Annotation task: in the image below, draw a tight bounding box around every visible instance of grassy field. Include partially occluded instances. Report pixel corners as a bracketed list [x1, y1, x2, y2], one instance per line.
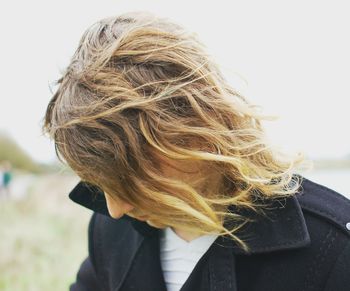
[0, 173, 92, 291]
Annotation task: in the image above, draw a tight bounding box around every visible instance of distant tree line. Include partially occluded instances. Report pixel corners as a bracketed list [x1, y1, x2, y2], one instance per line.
[0, 132, 61, 173]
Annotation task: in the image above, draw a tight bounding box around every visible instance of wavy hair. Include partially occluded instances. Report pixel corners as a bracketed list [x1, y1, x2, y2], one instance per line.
[43, 11, 310, 253]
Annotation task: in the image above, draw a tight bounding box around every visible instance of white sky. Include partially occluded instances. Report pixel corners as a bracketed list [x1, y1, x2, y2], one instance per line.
[0, 1, 349, 164]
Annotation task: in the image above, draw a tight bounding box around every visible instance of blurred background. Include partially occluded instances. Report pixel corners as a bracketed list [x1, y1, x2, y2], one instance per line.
[0, 1, 349, 290]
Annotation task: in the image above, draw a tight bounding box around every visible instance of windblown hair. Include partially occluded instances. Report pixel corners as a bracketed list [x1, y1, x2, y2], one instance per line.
[43, 11, 310, 253]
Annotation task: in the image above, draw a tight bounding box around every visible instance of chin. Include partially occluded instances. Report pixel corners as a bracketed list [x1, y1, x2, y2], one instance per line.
[146, 220, 167, 229]
[135, 216, 148, 221]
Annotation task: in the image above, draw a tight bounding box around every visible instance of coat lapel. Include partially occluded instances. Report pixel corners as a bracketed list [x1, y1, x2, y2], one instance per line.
[117, 231, 167, 291]
[223, 192, 311, 255]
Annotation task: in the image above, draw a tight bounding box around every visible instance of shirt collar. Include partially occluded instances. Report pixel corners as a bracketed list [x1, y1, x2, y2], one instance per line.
[68, 179, 311, 254]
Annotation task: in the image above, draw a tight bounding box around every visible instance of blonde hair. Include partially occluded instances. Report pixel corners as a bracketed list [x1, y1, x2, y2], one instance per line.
[43, 11, 309, 253]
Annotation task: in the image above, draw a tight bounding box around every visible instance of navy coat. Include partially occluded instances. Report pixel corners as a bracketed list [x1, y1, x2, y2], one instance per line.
[68, 174, 350, 291]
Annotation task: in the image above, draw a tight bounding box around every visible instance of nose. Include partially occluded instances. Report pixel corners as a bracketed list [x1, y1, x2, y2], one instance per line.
[104, 193, 135, 219]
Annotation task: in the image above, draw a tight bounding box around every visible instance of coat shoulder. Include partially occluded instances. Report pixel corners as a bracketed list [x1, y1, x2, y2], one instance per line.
[296, 174, 350, 238]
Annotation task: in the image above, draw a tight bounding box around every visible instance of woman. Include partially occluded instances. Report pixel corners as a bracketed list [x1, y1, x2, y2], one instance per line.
[43, 11, 350, 291]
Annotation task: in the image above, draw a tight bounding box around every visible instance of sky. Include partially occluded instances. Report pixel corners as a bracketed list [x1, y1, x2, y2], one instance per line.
[0, 1, 349, 164]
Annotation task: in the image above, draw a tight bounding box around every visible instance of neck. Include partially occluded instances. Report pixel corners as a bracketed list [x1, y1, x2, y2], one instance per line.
[171, 227, 202, 242]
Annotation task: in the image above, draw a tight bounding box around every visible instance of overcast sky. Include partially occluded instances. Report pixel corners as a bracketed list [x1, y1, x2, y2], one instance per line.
[0, 1, 349, 164]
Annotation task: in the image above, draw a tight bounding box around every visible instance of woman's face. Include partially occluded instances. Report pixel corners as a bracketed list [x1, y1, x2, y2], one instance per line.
[104, 158, 202, 223]
[104, 149, 222, 225]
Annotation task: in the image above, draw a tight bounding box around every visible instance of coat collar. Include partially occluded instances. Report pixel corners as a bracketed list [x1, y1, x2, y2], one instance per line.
[68, 179, 311, 255]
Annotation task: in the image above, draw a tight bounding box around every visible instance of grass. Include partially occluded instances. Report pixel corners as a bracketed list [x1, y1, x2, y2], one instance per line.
[0, 173, 92, 291]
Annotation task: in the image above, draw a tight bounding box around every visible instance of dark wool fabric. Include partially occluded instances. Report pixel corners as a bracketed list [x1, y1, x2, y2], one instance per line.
[68, 174, 350, 291]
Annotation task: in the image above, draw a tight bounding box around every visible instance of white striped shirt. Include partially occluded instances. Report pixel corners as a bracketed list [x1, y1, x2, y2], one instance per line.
[159, 227, 218, 291]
